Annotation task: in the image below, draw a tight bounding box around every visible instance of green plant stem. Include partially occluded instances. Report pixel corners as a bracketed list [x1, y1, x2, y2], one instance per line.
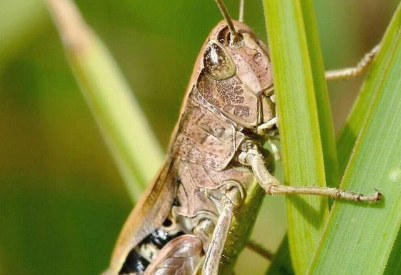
[46, 0, 163, 202]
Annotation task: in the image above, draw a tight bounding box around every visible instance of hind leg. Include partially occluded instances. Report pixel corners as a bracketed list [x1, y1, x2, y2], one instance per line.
[202, 182, 245, 275]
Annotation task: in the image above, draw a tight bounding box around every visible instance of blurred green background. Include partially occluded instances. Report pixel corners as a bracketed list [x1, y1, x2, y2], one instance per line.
[0, 0, 399, 274]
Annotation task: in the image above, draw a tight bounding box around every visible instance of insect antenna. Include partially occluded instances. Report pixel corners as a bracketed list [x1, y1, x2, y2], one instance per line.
[214, 0, 241, 43]
[239, 0, 245, 22]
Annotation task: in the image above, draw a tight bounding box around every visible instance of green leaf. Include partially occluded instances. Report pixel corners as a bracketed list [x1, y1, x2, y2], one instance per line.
[336, 3, 401, 174]
[308, 3, 401, 274]
[263, 0, 337, 274]
[299, 1, 339, 188]
[46, 0, 164, 202]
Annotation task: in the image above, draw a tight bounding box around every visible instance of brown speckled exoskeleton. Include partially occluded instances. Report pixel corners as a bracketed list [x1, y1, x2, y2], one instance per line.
[103, 1, 381, 275]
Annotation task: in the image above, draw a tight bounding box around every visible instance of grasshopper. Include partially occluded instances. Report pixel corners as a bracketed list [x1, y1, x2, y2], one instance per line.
[103, 1, 381, 274]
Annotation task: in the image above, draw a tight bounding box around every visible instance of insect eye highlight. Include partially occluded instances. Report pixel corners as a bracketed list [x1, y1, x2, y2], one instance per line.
[203, 43, 236, 80]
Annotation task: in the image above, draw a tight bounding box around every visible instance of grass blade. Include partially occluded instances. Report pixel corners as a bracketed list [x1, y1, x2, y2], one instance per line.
[336, 4, 401, 174]
[299, 1, 339, 188]
[263, 0, 336, 273]
[308, 4, 401, 274]
[46, 0, 163, 202]
[268, 5, 401, 274]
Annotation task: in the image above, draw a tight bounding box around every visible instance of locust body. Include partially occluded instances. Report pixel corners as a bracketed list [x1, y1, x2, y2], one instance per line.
[43, 0, 383, 274]
[103, 21, 276, 275]
[103, 5, 381, 275]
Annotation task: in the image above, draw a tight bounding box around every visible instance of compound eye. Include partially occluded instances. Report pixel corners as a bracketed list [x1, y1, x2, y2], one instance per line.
[203, 43, 236, 80]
